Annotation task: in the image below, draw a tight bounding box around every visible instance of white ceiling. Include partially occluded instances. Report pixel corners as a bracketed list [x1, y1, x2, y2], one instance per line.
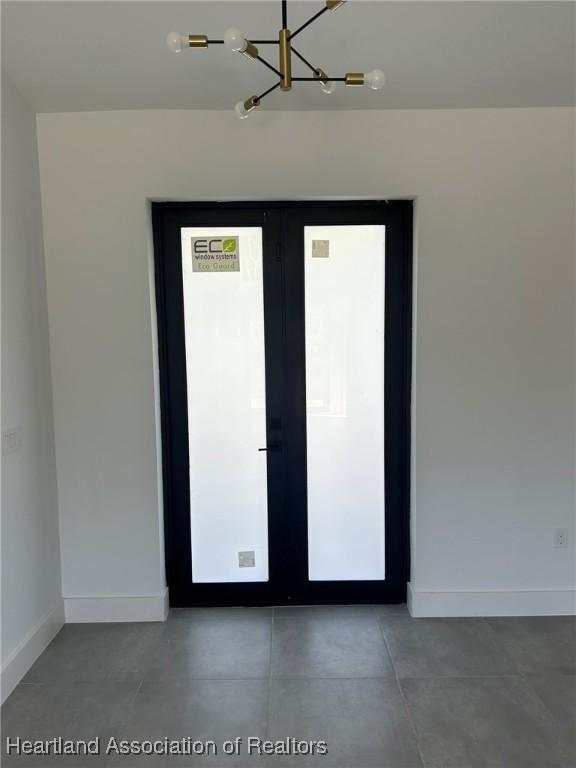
[2, 1, 575, 112]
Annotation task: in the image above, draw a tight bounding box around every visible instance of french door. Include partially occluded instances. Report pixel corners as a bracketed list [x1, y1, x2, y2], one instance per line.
[153, 201, 412, 606]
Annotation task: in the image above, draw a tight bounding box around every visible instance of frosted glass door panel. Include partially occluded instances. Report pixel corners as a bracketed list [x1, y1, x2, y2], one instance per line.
[305, 225, 385, 581]
[181, 227, 268, 583]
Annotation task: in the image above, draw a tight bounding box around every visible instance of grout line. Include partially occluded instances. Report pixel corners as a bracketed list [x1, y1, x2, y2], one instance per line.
[475, 615, 525, 676]
[377, 616, 426, 768]
[390, 673, 529, 680]
[272, 615, 385, 621]
[127, 678, 144, 707]
[13, 680, 149, 688]
[264, 615, 274, 739]
[266, 673, 397, 681]
[137, 627, 166, 687]
[134, 676, 271, 682]
[13, 671, 542, 686]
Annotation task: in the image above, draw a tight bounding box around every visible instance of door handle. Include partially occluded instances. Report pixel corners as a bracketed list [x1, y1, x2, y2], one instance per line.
[258, 441, 282, 453]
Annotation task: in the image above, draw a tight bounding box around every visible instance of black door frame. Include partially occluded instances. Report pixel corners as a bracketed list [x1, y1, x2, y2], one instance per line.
[152, 200, 413, 606]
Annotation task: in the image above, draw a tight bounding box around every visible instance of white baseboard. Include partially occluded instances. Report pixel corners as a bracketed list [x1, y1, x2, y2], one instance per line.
[1, 601, 65, 704]
[63, 588, 169, 623]
[408, 583, 576, 618]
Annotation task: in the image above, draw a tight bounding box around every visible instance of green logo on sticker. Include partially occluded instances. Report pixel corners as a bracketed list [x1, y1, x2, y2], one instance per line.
[222, 239, 236, 253]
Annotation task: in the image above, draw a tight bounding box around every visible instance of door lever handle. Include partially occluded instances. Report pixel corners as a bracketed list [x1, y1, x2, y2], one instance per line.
[258, 441, 282, 453]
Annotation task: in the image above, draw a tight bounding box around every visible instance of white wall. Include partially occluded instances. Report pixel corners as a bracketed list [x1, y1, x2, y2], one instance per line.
[36, 108, 576, 618]
[1, 72, 63, 701]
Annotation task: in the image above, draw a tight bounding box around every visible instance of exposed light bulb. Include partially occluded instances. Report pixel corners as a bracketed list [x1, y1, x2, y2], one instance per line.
[224, 27, 248, 53]
[166, 32, 188, 53]
[235, 101, 250, 119]
[316, 69, 337, 95]
[234, 96, 259, 119]
[365, 69, 386, 90]
[321, 80, 337, 95]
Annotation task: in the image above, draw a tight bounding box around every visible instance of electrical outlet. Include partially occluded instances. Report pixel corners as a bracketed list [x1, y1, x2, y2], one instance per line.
[2, 427, 21, 455]
[554, 528, 568, 548]
[238, 551, 255, 568]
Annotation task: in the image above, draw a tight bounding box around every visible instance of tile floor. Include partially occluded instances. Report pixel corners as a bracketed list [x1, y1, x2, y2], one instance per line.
[2, 606, 575, 767]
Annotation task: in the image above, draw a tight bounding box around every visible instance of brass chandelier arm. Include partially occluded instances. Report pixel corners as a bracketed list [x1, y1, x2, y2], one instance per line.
[257, 81, 283, 102]
[288, 6, 329, 41]
[204, 39, 280, 45]
[292, 76, 346, 82]
[291, 47, 321, 77]
[256, 55, 283, 78]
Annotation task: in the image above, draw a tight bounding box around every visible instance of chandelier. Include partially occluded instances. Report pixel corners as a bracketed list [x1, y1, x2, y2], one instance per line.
[166, 0, 385, 118]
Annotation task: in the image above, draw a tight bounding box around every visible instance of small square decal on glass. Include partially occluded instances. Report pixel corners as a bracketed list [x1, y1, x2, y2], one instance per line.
[238, 551, 256, 568]
[312, 240, 330, 258]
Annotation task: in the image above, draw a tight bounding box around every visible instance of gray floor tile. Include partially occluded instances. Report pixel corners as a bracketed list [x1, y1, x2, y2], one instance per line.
[267, 678, 423, 767]
[6, 611, 572, 768]
[271, 613, 394, 678]
[273, 605, 378, 620]
[170, 607, 273, 621]
[381, 617, 518, 678]
[486, 617, 576, 675]
[373, 603, 411, 619]
[1, 682, 138, 766]
[401, 676, 570, 768]
[106, 679, 268, 766]
[525, 674, 576, 760]
[22, 623, 164, 684]
[145, 611, 271, 680]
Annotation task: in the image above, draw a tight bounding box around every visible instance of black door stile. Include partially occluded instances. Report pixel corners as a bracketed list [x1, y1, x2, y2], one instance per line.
[153, 200, 412, 606]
